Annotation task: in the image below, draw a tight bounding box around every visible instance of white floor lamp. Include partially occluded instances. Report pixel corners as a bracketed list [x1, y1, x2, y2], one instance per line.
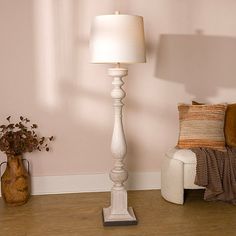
[90, 12, 146, 226]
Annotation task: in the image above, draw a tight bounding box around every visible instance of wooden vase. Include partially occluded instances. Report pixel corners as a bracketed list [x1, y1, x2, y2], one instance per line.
[1, 155, 30, 206]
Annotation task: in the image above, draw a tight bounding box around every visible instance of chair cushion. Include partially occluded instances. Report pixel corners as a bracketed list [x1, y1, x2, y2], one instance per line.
[166, 148, 196, 164]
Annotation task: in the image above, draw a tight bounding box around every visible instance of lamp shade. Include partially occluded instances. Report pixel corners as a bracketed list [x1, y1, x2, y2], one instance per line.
[90, 14, 146, 64]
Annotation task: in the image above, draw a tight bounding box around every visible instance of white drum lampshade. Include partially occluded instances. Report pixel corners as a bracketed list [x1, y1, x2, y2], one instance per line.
[90, 14, 146, 64]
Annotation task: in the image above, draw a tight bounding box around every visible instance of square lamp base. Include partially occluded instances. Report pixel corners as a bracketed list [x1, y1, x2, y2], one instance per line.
[102, 207, 138, 226]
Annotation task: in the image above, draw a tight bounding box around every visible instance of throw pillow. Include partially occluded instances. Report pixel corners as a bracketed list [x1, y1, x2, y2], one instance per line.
[192, 101, 236, 147]
[177, 103, 227, 151]
[224, 104, 236, 147]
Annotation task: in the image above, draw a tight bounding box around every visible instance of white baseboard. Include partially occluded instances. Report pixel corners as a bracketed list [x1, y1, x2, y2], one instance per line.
[30, 172, 161, 195]
[0, 172, 160, 196]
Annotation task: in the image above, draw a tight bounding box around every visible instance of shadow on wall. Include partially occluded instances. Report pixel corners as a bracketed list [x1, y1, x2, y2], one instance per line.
[30, 0, 116, 174]
[0, 0, 118, 175]
[155, 34, 236, 102]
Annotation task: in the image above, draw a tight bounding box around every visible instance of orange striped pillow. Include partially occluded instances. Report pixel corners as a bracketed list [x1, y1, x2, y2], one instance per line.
[177, 104, 227, 151]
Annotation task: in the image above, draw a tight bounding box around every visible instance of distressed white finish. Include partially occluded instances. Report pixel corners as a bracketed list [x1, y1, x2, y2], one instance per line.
[89, 12, 146, 224]
[102, 67, 137, 223]
[161, 148, 204, 204]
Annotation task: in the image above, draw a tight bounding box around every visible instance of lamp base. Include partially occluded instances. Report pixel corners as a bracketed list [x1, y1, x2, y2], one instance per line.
[102, 207, 138, 226]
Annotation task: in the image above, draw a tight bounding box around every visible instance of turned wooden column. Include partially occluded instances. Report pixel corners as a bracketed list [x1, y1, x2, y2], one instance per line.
[102, 67, 137, 226]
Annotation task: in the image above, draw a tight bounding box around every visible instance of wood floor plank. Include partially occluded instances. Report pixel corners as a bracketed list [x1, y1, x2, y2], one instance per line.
[0, 190, 236, 236]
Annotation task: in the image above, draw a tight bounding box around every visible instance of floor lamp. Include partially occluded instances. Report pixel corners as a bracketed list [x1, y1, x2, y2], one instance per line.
[90, 12, 146, 226]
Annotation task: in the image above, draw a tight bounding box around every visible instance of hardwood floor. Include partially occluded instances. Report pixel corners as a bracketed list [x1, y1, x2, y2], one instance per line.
[0, 190, 235, 236]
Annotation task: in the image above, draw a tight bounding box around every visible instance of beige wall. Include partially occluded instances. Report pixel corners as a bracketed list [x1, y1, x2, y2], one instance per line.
[0, 0, 236, 177]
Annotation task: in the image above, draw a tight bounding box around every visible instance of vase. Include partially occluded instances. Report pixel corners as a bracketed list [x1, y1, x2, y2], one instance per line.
[1, 155, 30, 206]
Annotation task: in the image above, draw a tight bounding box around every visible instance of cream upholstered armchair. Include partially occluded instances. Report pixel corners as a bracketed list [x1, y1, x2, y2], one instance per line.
[161, 148, 204, 204]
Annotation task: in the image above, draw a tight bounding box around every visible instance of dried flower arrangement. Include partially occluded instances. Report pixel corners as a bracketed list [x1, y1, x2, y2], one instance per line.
[0, 116, 53, 156]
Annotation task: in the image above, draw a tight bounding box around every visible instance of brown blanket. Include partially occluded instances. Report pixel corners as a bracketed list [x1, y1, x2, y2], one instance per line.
[191, 147, 236, 204]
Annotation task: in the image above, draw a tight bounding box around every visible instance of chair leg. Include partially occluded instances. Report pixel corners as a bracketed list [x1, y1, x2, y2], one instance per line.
[161, 156, 184, 204]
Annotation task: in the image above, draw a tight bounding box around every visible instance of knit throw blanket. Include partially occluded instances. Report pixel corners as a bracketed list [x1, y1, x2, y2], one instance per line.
[191, 147, 236, 204]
